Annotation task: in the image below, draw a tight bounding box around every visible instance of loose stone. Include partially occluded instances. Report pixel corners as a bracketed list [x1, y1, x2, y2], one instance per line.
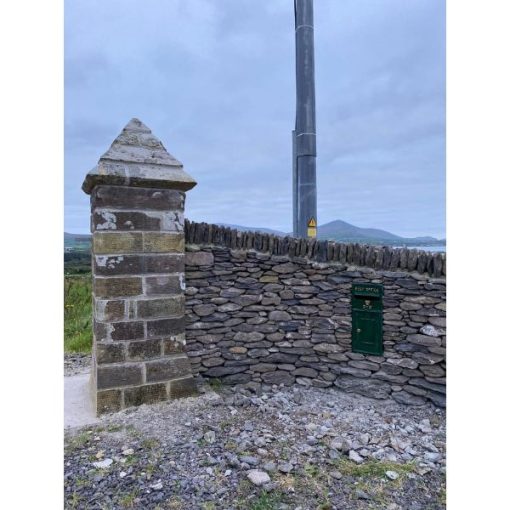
[247, 470, 271, 486]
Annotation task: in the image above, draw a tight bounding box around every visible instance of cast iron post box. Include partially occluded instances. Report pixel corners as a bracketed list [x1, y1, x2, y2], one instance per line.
[351, 283, 384, 356]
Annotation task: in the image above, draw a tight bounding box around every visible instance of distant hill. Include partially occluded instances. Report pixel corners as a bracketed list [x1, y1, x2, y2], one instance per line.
[315, 220, 444, 246]
[317, 220, 401, 242]
[64, 232, 91, 251]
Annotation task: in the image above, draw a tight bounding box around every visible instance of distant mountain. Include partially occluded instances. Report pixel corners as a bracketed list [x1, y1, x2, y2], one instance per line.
[317, 220, 401, 242]
[219, 220, 443, 246]
[65, 232, 91, 241]
[64, 232, 91, 251]
[315, 220, 443, 246]
[218, 224, 287, 236]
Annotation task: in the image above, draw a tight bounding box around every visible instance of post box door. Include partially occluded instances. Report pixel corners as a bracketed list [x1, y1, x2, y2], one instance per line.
[352, 311, 383, 355]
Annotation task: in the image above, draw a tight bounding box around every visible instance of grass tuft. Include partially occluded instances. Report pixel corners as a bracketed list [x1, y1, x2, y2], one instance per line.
[209, 378, 223, 391]
[247, 490, 286, 510]
[64, 275, 92, 353]
[335, 458, 416, 479]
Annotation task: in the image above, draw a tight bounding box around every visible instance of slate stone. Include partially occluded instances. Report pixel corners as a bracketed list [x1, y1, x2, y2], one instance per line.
[185, 251, 214, 266]
[261, 371, 295, 385]
[233, 331, 265, 342]
[392, 391, 427, 406]
[268, 310, 292, 321]
[372, 371, 408, 384]
[204, 366, 248, 377]
[408, 377, 446, 394]
[426, 391, 446, 407]
[334, 376, 391, 399]
[332, 366, 372, 378]
[292, 367, 318, 378]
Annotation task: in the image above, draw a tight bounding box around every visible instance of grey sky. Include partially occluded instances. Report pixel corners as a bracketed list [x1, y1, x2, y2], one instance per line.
[65, 0, 445, 238]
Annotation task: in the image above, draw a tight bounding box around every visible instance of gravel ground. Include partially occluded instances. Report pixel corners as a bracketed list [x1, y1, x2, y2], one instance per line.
[64, 382, 446, 509]
[65, 354, 92, 376]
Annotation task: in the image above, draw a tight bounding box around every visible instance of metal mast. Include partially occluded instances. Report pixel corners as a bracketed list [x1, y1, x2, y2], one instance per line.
[293, 0, 317, 238]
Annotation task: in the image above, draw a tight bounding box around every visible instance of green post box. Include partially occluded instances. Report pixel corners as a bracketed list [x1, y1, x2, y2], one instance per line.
[351, 283, 384, 356]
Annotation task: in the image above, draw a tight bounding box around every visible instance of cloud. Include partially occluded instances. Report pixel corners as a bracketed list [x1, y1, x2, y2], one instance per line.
[65, 0, 445, 238]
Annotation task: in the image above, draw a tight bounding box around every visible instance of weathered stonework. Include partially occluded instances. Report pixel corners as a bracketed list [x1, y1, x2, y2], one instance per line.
[83, 119, 198, 415]
[183, 221, 446, 408]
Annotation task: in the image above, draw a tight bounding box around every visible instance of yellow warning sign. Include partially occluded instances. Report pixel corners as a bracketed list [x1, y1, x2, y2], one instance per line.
[307, 218, 317, 238]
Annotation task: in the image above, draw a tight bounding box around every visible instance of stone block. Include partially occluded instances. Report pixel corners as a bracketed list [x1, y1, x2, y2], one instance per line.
[146, 356, 193, 382]
[94, 255, 143, 276]
[92, 186, 184, 211]
[143, 233, 184, 253]
[127, 339, 162, 360]
[147, 317, 186, 338]
[145, 254, 184, 273]
[145, 275, 183, 295]
[169, 377, 198, 398]
[93, 210, 161, 232]
[93, 320, 109, 342]
[110, 321, 145, 341]
[137, 296, 185, 319]
[94, 277, 142, 298]
[97, 363, 143, 389]
[96, 389, 122, 415]
[163, 338, 186, 354]
[93, 232, 143, 254]
[96, 342, 126, 364]
[124, 383, 168, 407]
[95, 299, 126, 321]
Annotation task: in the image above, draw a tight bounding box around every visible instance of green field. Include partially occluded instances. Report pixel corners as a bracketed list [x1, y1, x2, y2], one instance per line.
[64, 274, 93, 353]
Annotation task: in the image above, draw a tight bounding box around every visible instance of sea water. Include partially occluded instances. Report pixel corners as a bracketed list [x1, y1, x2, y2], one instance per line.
[404, 245, 446, 253]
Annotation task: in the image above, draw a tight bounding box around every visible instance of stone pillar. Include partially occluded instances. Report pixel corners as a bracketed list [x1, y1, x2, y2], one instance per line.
[82, 118, 198, 415]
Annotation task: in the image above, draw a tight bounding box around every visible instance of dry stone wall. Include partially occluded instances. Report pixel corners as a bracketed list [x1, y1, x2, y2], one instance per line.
[184, 221, 446, 407]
